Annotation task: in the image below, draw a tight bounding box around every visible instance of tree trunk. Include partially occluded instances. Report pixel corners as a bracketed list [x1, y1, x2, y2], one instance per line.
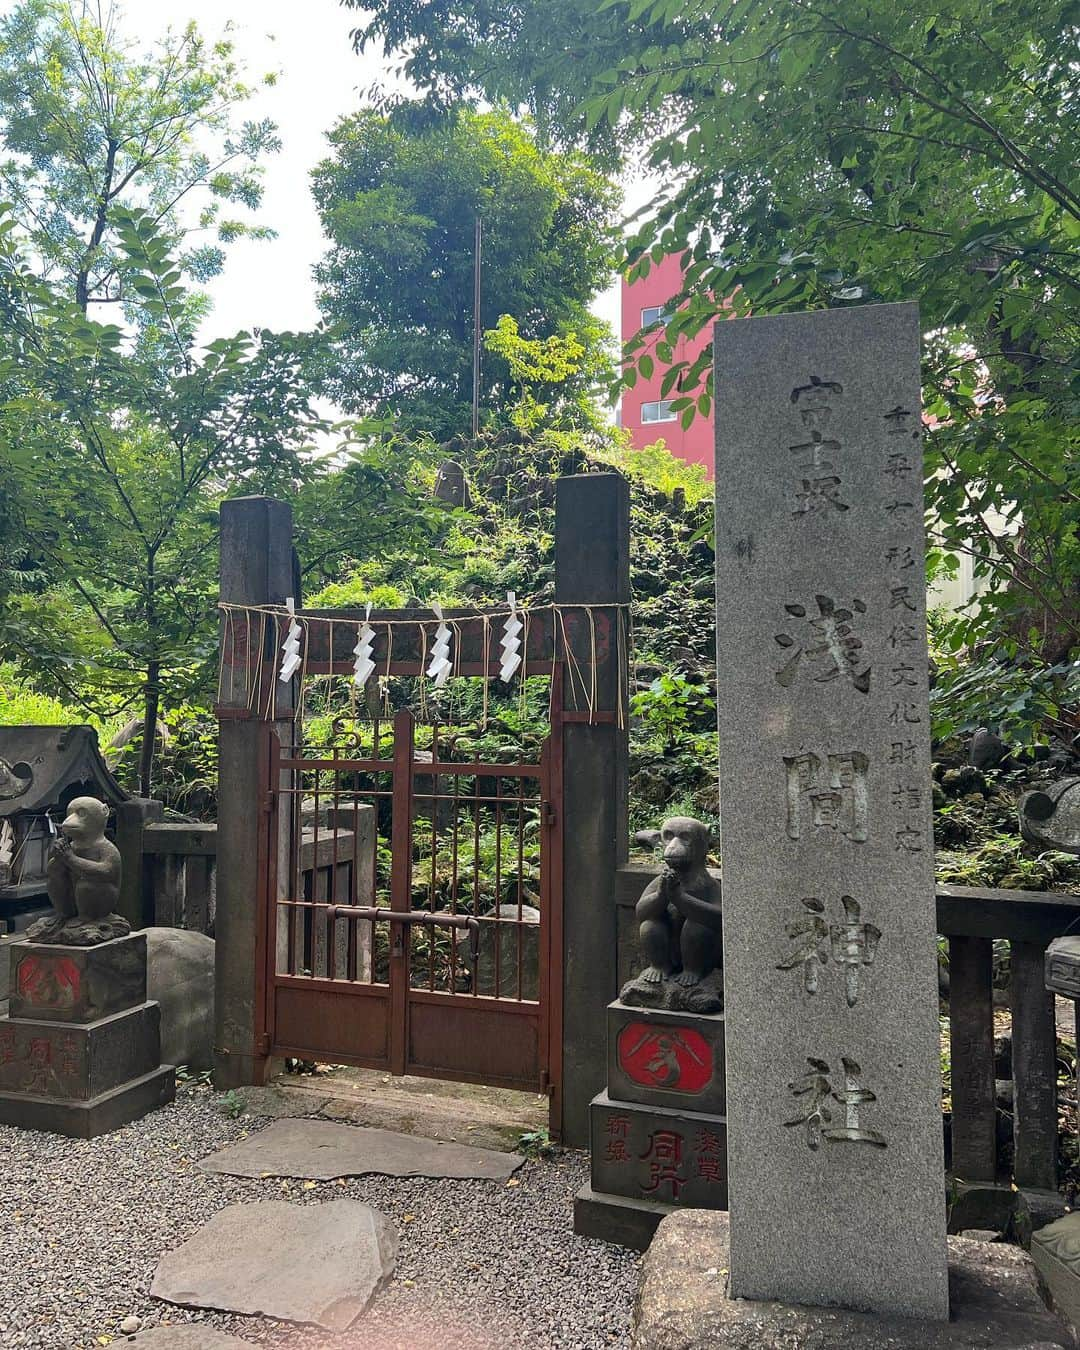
[139, 660, 160, 798]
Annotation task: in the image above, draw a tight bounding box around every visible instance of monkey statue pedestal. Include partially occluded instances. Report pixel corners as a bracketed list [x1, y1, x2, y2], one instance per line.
[574, 816, 727, 1251]
[0, 797, 174, 1137]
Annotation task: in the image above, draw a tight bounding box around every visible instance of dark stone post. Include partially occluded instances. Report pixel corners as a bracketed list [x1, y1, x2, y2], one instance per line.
[115, 797, 164, 927]
[215, 496, 294, 1089]
[554, 473, 630, 1146]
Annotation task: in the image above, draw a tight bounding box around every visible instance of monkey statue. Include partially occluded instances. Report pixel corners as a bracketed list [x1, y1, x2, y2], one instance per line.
[26, 797, 130, 946]
[620, 815, 723, 1013]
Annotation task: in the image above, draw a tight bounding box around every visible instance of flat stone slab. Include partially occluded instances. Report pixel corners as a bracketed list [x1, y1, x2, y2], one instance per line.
[198, 1117, 523, 1181]
[150, 1200, 396, 1332]
[634, 1210, 1075, 1349]
[127, 1329, 254, 1348]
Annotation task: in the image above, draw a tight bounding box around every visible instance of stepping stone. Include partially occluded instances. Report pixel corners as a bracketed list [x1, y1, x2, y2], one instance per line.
[127, 1330, 254, 1348]
[198, 1117, 523, 1181]
[151, 1200, 396, 1332]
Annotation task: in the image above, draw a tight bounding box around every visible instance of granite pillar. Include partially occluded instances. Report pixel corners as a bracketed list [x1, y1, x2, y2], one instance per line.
[713, 303, 948, 1318]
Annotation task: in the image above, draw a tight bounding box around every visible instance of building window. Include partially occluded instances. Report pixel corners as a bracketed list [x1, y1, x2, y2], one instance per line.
[640, 305, 671, 329]
[641, 399, 678, 423]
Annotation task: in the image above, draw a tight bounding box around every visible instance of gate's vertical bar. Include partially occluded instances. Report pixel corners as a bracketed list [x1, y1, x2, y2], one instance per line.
[389, 707, 415, 1075]
[258, 733, 281, 1054]
[554, 473, 630, 1146]
[542, 663, 566, 1137]
[216, 495, 295, 1089]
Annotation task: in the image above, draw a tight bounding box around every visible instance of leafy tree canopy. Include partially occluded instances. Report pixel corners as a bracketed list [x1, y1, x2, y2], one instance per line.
[0, 0, 280, 311]
[0, 203, 323, 793]
[311, 104, 620, 436]
[346, 0, 1080, 671]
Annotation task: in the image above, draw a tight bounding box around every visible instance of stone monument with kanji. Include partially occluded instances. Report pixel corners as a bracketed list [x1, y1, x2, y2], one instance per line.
[714, 302, 948, 1318]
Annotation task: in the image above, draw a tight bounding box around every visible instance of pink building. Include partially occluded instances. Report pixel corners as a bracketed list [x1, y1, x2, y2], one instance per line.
[619, 252, 715, 474]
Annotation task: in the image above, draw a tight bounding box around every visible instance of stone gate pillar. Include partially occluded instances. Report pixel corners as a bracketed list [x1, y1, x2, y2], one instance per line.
[215, 496, 294, 1089]
[555, 473, 631, 1146]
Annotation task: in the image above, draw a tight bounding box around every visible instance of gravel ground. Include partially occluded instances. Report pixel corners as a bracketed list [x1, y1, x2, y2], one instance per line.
[0, 1085, 639, 1350]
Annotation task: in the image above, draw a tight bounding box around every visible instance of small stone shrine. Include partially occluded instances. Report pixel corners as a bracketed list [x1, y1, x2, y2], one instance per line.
[0, 725, 128, 930]
[0, 796, 174, 1136]
[713, 303, 948, 1319]
[574, 816, 727, 1250]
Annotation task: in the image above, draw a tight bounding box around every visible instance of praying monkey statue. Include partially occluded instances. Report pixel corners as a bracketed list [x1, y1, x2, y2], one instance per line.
[26, 797, 130, 946]
[621, 815, 724, 1014]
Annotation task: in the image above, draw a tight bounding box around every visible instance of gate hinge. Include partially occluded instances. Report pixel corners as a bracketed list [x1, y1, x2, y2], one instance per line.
[542, 801, 557, 827]
[261, 789, 276, 814]
[539, 1069, 552, 1095]
[256, 1032, 271, 1056]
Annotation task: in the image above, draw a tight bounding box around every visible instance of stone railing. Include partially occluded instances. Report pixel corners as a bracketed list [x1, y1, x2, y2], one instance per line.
[615, 864, 1080, 1214]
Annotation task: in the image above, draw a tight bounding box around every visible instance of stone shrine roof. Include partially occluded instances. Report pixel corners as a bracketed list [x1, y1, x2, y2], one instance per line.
[0, 725, 128, 817]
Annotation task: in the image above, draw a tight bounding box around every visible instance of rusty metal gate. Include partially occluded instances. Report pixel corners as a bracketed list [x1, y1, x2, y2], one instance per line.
[255, 690, 564, 1119]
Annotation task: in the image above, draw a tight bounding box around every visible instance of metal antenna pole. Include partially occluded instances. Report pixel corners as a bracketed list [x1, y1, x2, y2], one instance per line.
[472, 214, 482, 439]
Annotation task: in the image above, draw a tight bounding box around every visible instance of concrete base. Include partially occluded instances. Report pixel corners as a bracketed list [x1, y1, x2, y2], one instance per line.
[0, 1064, 174, 1138]
[575, 1184, 677, 1251]
[633, 1210, 1077, 1350]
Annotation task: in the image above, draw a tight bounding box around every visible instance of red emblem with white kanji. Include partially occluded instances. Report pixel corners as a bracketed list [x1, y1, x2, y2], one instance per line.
[617, 1023, 712, 1094]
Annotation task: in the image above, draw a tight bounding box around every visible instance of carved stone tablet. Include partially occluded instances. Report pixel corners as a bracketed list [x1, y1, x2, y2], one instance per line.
[713, 303, 948, 1319]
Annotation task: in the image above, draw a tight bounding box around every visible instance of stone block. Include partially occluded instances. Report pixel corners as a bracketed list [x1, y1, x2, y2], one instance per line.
[590, 1090, 727, 1210]
[475, 903, 540, 1000]
[1015, 1186, 1069, 1249]
[946, 1179, 1017, 1235]
[606, 1001, 725, 1116]
[144, 927, 214, 1072]
[0, 1064, 174, 1138]
[574, 1183, 676, 1251]
[633, 1209, 1075, 1349]
[0, 1002, 162, 1100]
[198, 1117, 522, 1181]
[129, 1330, 252, 1349]
[1032, 1211, 1080, 1337]
[8, 933, 146, 1023]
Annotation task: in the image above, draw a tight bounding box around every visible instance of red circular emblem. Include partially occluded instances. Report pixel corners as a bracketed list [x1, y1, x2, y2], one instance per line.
[617, 1022, 713, 1094]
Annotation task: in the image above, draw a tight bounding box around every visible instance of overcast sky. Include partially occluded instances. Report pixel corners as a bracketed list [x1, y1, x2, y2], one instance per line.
[120, 0, 401, 341]
[0, 0, 628, 344]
